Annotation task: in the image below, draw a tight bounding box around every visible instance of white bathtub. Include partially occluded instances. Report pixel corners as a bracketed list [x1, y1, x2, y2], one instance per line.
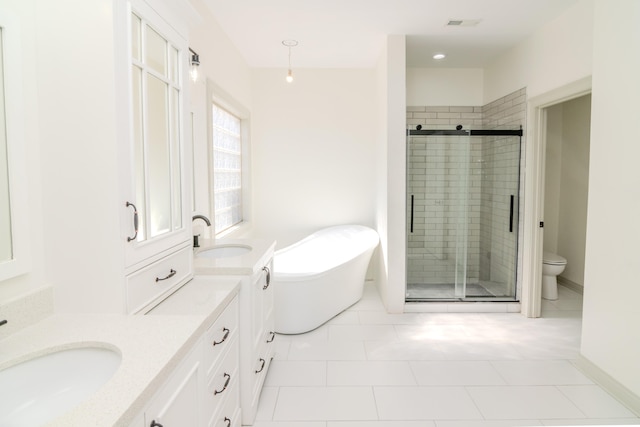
[273, 225, 379, 334]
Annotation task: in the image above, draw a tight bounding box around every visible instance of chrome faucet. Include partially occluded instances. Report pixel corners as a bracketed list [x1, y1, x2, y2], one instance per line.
[192, 215, 211, 248]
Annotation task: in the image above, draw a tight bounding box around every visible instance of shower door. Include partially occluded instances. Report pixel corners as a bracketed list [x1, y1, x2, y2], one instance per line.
[406, 128, 521, 301]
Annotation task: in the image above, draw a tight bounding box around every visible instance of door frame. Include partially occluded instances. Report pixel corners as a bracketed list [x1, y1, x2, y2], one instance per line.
[521, 76, 592, 317]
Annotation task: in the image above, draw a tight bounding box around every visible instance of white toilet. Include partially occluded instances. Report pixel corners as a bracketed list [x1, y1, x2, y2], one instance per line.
[542, 251, 567, 300]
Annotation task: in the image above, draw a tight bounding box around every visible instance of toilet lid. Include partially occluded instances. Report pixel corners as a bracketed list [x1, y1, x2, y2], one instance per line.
[543, 251, 567, 265]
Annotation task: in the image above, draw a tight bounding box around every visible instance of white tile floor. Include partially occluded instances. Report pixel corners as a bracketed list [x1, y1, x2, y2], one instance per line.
[255, 284, 640, 427]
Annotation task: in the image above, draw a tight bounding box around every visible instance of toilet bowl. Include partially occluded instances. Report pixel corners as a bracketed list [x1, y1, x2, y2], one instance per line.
[542, 251, 567, 300]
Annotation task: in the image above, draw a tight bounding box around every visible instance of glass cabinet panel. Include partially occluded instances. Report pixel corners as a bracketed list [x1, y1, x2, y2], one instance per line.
[129, 12, 184, 247]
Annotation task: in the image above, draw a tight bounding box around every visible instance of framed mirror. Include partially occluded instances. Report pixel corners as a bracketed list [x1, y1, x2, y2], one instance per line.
[0, 11, 30, 282]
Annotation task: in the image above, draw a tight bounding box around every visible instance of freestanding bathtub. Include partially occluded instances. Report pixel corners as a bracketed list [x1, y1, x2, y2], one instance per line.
[273, 224, 379, 334]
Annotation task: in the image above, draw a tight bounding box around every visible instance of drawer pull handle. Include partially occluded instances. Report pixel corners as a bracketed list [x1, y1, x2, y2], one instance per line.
[126, 202, 139, 242]
[214, 373, 231, 395]
[150, 421, 163, 427]
[255, 358, 266, 373]
[262, 266, 271, 289]
[213, 327, 230, 346]
[266, 331, 275, 343]
[155, 269, 176, 282]
[224, 417, 231, 427]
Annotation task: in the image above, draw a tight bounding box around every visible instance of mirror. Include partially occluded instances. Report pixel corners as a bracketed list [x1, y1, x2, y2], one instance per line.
[0, 14, 30, 282]
[0, 29, 13, 264]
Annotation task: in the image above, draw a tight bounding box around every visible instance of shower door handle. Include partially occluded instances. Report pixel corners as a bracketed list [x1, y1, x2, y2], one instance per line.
[410, 195, 414, 233]
[509, 195, 515, 233]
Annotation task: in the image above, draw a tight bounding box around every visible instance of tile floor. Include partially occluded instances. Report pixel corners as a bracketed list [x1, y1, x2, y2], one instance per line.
[254, 284, 640, 427]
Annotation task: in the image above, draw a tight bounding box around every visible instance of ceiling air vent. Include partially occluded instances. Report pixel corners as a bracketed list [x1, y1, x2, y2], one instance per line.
[446, 19, 481, 27]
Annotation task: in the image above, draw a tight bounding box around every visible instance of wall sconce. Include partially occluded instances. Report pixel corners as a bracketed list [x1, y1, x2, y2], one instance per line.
[282, 40, 298, 83]
[189, 47, 200, 83]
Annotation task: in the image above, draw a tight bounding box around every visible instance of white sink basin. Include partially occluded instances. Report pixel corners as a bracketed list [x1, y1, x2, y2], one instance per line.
[196, 244, 252, 259]
[0, 347, 121, 426]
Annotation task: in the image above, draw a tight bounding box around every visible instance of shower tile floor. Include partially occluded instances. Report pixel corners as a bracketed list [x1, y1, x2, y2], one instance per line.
[255, 284, 640, 427]
[406, 282, 495, 299]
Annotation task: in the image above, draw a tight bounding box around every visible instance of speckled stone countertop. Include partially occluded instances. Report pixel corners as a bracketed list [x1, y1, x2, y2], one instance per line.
[0, 276, 241, 427]
[193, 238, 276, 275]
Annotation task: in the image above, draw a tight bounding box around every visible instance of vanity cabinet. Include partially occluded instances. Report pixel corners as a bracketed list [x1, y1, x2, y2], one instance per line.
[133, 293, 240, 427]
[118, 0, 193, 313]
[194, 240, 276, 425]
[144, 340, 203, 427]
[240, 258, 276, 425]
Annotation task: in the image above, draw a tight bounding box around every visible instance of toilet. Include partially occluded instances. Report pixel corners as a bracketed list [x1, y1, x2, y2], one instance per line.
[542, 251, 567, 300]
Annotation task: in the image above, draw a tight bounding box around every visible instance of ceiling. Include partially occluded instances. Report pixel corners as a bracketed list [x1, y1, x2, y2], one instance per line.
[202, 0, 578, 69]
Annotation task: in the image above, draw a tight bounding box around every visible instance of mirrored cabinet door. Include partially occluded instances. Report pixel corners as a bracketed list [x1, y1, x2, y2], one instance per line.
[0, 16, 30, 282]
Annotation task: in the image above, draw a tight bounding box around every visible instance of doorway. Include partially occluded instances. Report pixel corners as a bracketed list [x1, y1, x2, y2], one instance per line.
[543, 94, 591, 295]
[522, 77, 592, 317]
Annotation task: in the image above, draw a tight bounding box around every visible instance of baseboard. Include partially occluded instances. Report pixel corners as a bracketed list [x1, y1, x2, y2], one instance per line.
[558, 276, 584, 295]
[574, 355, 640, 417]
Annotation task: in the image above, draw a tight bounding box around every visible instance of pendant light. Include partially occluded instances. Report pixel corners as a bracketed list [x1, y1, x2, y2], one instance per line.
[282, 40, 298, 83]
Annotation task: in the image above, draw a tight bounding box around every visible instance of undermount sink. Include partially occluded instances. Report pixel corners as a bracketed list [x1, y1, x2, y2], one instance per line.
[0, 347, 121, 426]
[196, 244, 252, 259]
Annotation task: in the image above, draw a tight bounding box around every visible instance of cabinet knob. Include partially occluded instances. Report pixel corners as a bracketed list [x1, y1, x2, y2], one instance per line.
[224, 417, 231, 427]
[150, 420, 163, 427]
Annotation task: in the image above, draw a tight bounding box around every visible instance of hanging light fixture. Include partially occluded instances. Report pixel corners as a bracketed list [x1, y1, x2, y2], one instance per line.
[282, 40, 298, 83]
[189, 47, 200, 82]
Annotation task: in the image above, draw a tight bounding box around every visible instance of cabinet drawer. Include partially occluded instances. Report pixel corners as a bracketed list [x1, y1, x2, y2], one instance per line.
[206, 336, 239, 413]
[204, 297, 238, 376]
[126, 246, 193, 314]
[209, 392, 240, 427]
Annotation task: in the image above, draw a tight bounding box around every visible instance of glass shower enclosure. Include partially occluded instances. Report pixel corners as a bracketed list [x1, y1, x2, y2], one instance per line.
[406, 127, 522, 301]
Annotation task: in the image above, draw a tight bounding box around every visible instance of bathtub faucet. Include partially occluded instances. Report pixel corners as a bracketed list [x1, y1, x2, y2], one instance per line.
[192, 215, 211, 248]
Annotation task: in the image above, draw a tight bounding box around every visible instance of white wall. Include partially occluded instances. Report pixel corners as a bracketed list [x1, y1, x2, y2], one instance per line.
[376, 35, 406, 313]
[483, 0, 593, 103]
[406, 68, 483, 106]
[543, 104, 563, 253]
[188, 0, 253, 239]
[250, 68, 377, 249]
[0, 0, 254, 313]
[581, 0, 640, 399]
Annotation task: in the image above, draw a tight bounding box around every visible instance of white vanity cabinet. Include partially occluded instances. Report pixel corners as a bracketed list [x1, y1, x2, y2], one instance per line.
[144, 339, 203, 427]
[117, 0, 194, 313]
[134, 284, 241, 427]
[193, 239, 276, 425]
[239, 258, 276, 425]
[203, 297, 241, 427]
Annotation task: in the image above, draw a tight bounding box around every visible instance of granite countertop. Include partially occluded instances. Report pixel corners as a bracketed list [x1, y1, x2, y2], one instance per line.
[193, 238, 276, 276]
[0, 276, 241, 427]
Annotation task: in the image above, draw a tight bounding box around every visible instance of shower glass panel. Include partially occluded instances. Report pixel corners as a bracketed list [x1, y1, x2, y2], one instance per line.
[406, 128, 521, 302]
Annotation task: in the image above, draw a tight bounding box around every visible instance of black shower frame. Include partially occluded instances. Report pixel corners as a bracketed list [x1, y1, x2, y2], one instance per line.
[405, 126, 523, 302]
[408, 129, 523, 137]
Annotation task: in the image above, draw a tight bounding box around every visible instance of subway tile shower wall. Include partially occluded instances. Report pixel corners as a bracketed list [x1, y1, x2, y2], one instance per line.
[406, 88, 527, 295]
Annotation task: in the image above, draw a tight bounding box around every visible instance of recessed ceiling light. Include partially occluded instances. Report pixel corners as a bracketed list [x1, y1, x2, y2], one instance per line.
[433, 53, 446, 60]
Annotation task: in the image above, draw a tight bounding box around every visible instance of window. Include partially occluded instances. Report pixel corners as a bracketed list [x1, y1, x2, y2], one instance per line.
[212, 103, 242, 234]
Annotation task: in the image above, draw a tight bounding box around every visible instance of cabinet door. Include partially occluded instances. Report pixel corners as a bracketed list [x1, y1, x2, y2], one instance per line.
[145, 342, 202, 427]
[121, 0, 191, 268]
